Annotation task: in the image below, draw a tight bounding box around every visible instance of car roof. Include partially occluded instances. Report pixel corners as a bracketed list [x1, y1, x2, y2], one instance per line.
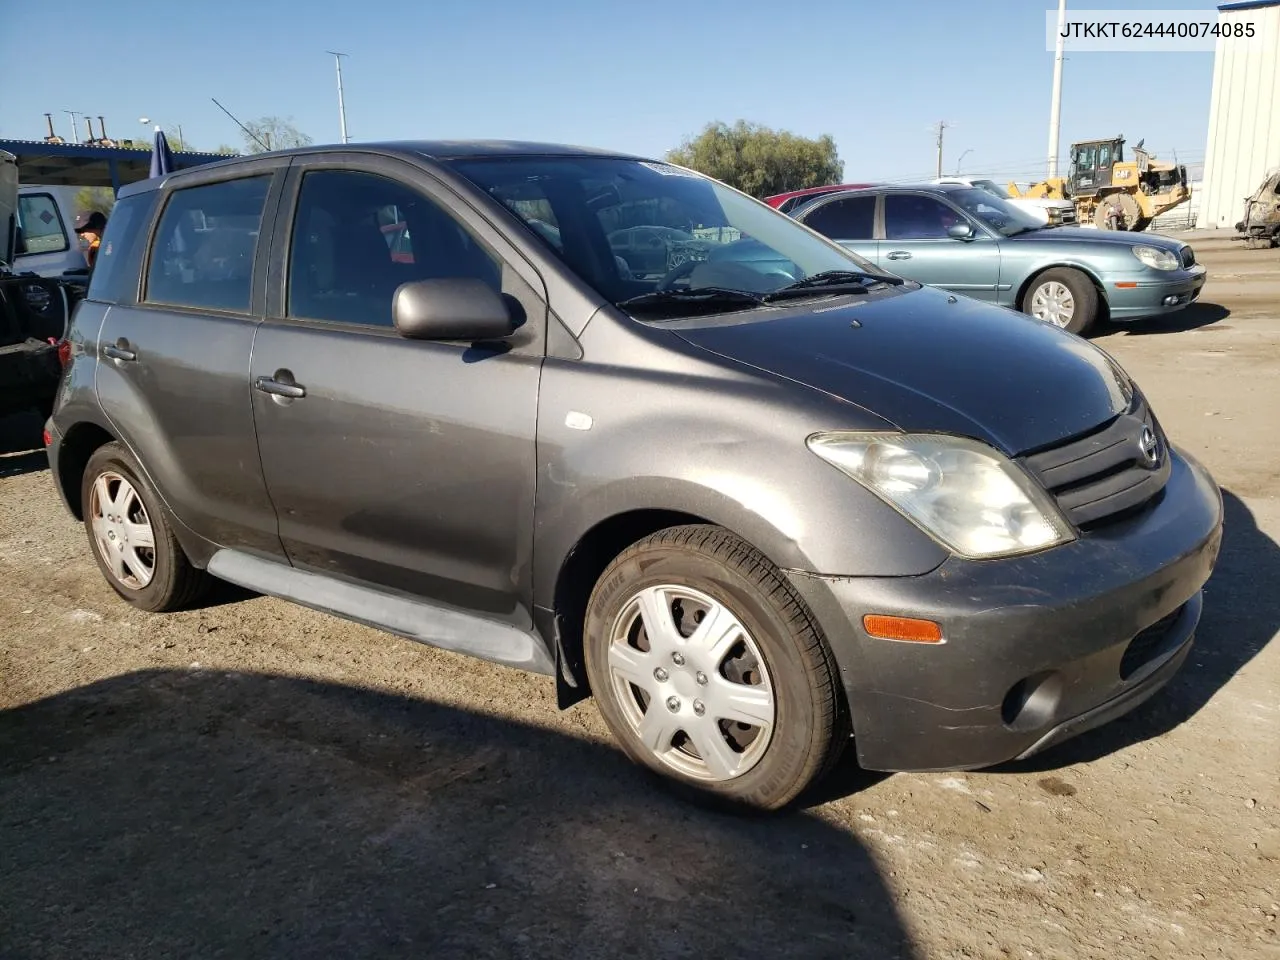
[117, 139, 652, 199]
[765, 183, 877, 202]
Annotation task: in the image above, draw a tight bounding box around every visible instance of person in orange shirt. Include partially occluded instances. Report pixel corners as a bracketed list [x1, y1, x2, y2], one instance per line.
[73, 211, 108, 269]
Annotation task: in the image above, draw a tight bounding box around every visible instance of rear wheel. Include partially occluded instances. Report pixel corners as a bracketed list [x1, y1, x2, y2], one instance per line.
[81, 442, 208, 612]
[583, 525, 847, 811]
[1022, 267, 1099, 336]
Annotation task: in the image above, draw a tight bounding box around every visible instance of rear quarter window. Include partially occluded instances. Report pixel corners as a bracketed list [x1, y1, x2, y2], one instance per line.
[86, 192, 160, 304]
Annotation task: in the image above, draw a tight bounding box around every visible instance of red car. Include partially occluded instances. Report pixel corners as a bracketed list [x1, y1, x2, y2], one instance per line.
[764, 184, 877, 215]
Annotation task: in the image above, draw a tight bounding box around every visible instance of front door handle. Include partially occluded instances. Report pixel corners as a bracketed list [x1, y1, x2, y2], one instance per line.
[103, 343, 136, 362]
[885, 251, 913, 261]
[254, 376, 306, 399]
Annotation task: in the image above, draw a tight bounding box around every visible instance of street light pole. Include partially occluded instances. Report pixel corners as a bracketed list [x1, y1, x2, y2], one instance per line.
[956, 149, 973, 175]
[1047, 0, 1068, 179]
[327, 50, 350, 143]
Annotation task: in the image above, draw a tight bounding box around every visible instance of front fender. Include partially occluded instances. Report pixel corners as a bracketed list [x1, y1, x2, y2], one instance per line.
[531, 347, 948, 610]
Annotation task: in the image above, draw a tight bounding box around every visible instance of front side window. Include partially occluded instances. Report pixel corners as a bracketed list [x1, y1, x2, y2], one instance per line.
[287, 170, 502, 327]
[884, 194, 968, 240]
[800, 195, 876, 240]
[145, 176, 271, 313]
[450, 157, 878, 306]
[16, 193, 68, 255]
[944, 188, 1045, 237]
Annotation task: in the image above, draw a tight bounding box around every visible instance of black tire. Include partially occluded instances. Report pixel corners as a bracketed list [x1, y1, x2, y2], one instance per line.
[1021, 267, 1099, 336]
[583, 524, 848, 811]
[81, 442, 208, 612]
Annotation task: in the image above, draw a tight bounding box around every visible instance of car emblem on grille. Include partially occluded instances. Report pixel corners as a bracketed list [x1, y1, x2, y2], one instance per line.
[1139, 426, 1160, 466]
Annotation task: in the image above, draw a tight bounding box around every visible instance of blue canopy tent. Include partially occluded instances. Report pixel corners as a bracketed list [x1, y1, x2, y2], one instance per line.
[150, 127, 176, 178]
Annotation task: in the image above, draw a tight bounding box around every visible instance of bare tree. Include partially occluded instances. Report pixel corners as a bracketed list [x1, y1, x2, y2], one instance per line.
[241, 117, 314, 154]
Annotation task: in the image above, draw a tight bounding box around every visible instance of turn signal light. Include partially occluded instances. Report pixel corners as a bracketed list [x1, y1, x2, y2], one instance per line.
[862, 614, 944, 644]
[42, 430, 52, 447]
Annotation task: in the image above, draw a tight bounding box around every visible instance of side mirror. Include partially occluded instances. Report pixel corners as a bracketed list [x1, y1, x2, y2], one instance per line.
[947, 222, 975, 240]
[393, 278, 519, 341]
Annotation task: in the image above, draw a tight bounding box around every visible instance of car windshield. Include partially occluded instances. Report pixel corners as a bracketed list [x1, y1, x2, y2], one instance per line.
[448, 156, 883, 310]
[970, 179, 1013, 200]
[946, 187, 1045, 237]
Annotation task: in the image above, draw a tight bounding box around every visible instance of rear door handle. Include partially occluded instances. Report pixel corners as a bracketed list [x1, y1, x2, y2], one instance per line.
[885, 251, 913, 261]
[103, 343, 136, 362]
[254, 376, 306, 399]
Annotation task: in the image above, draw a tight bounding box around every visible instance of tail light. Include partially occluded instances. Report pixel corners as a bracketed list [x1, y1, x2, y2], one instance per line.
[56, 338, 72, 369]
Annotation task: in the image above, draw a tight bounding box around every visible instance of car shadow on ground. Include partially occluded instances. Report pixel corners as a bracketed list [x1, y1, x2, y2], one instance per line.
[0, 411, 48, 479]
[0, 669, 917, 960]
[992, 488, 1277, 774]
[1097, 301, 1231, 337]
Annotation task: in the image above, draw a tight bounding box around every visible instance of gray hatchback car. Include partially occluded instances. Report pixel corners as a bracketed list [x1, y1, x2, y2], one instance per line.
[46, 142, 1223, 810]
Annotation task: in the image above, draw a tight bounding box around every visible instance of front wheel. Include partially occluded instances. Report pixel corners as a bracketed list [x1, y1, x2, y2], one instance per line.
[1022, 267, 1099, 336]
[583, 525, 848, 810]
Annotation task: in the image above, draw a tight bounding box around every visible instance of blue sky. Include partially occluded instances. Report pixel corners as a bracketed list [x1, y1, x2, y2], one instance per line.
[2, 0, 1221, 183]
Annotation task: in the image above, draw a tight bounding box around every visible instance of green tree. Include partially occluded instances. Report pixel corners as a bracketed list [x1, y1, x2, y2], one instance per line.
[241, 117, 313, 154]
[74, 187, 115, 218]
[666, 121, 844, 198]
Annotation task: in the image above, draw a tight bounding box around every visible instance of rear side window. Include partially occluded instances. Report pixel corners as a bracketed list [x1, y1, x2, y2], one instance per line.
[86, 191, 160, 304]
[802, 195, 876, 240]
[145, 176, 271, 313]
[16, 193, 68, 255]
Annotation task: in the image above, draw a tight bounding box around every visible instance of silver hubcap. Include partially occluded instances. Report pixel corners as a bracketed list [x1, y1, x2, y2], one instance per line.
[90, 472, 156, 589]
[607, 585, 775, 782]
[1030, 281, 1075, 327]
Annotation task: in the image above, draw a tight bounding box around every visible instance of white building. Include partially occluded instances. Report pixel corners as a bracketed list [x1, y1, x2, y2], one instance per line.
[1197, 0, 1280, 229]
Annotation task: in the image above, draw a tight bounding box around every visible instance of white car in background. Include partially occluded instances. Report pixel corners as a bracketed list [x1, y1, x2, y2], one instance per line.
[933, 175, 1077, 226]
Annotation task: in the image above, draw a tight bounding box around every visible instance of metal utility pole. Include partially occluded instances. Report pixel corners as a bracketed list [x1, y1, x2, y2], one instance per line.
[935, 121, 948, 179]
[1047, 0, 1068, 179]
[64, 110, 81, 144]
[327, 50, 350, 143]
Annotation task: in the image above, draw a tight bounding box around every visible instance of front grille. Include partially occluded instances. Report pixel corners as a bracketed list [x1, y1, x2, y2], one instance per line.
[1018, 394, 1171, 528]
[1179, 245, 1196, 268]
[1119, 604, 1186, 679]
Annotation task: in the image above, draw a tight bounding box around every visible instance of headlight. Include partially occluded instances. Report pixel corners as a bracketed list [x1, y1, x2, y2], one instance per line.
[1131, 245, 1179, 271]
[807, 432, 1074, 559]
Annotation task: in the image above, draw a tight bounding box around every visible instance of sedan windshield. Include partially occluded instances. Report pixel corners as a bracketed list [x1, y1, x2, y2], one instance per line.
[448, 156, 884, 310]
[970, 178, 1013, 200]
[946, 188, 1046, 237]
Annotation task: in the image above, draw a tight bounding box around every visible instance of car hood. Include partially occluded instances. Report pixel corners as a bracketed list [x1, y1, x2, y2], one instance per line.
[1003, 225, 1185, 253]
[0, 150, 17, 270]
[671, 286, 1133, 456]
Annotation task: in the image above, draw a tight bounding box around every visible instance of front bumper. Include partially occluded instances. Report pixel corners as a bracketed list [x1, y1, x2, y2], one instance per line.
[787, 447, 1223, 772]
[1106, 266, 1207, 321]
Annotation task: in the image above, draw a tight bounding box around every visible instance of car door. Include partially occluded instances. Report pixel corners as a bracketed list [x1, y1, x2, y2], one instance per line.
[878, 193, 1001, 301]
[796, 194, 879, 264]
[94, 158, 290, 558]
[249, 156, 546, 629]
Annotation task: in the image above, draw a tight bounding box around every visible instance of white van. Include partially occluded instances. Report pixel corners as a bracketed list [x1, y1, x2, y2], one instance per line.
[14, 185, 96, 278]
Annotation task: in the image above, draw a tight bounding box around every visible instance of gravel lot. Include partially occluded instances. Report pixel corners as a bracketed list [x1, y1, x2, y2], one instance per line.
[2, 235, 1277, 960]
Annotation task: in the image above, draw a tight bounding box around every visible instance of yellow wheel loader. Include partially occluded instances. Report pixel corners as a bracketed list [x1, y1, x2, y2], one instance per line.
[1008, 136, 1191, 231]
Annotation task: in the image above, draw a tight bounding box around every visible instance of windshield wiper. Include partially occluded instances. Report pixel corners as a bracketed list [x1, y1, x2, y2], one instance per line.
[765, 269, 904, 300]
[616, 286, 766, 314]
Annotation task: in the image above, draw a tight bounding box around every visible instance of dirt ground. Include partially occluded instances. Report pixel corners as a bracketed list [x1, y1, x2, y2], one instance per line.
[2, 235, 1277, 960]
